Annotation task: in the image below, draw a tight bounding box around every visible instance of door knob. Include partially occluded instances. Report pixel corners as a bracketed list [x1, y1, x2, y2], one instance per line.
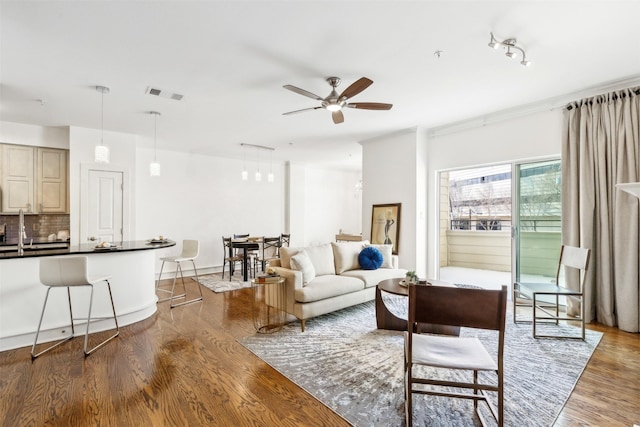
[89, 236, 97, 241]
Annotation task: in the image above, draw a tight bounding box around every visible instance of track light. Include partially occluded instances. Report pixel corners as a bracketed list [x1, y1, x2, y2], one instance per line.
[240, 143, 275, 183]
[488, 32, 532, 67]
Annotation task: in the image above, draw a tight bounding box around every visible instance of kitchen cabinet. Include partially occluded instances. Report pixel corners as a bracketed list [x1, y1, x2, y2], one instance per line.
[36, 147, 68, 213]
[0, 144, 68, 213]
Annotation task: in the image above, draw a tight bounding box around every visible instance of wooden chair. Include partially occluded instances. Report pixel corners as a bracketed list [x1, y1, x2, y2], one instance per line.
[255, 236, 281, 273]
[278, 233, 290, 256]
[32, 255, 119, 358]
[405, 284, 507, 427]
[233, 233, 258, 278]
[222, 236, 243, 281]
[513, 245, 590, 339]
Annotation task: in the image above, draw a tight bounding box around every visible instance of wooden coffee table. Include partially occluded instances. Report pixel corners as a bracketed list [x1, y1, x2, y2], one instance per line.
[376, 278, 460, 336]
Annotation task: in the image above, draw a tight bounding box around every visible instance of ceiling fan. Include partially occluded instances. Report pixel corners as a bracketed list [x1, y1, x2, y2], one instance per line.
[282, 77, 392, 124]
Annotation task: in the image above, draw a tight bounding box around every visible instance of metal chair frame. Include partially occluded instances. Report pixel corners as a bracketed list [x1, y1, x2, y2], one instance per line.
[156, 239, 203, 308]
[31, 256, 119, 359]
[513, 245, 590, 339]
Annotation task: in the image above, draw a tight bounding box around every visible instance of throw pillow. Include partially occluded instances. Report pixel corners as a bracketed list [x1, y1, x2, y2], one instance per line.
[290, 250, 316, 285]
[331, 241, 366, 274]
[365, 243, 393, 268]
[358, 246, 383, 270]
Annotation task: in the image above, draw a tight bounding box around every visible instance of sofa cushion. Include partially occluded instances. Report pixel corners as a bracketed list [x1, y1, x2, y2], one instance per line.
[358, 246, 383, 270]
[341, 268, 406, 288]
[294, 275, 365, 303]
[364, 243, 393, 268]
[331, 241, 366, 274]
[290, 250, 316, 285]
[279, 246, 299, 269]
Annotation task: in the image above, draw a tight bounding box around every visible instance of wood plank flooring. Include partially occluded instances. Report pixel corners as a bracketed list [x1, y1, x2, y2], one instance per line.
[1, 279, 638, 426]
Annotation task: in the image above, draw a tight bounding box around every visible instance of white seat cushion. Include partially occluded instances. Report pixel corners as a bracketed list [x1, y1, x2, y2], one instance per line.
[408, 333, 497, 371]
[294, 275, 364, 303]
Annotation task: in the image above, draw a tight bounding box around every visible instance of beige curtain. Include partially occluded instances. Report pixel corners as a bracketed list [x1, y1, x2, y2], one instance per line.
[562, 87, 640, 332]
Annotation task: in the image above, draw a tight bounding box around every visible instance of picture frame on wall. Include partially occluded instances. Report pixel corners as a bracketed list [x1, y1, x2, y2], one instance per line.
[370, 203, 401, 254]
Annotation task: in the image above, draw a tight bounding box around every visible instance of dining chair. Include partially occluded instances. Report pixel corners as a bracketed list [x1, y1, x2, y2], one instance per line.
[256, 236, 281, 273]
[156, 239, 203, 308]
[405, 284, 507, 427]
[222, 236, 244, 281]
[513, 245, 590, 339]
[32, 255, 119, 358]
[233, 233, 258, 278]
[278, 233, 290, 256]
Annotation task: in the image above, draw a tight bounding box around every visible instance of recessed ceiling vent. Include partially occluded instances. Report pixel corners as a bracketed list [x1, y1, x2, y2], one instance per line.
[145, 87, 184, 101]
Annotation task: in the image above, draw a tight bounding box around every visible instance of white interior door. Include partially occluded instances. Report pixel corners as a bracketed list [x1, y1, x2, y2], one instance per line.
[87, 170, 123, 243]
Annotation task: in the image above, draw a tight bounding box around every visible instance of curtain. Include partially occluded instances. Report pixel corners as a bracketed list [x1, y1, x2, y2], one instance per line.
[562, 87, 640, 332]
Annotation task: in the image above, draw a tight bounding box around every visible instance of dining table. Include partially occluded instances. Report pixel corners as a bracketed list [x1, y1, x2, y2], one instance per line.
[230, 239, 260, 282]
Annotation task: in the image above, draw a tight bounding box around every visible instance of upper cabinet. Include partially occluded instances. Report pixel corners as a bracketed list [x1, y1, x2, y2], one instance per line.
[0, 144, 68, 213]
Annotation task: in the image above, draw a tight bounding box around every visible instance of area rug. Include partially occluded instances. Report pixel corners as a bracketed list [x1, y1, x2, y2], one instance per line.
[239, 296, 602, 427]
[195, 272, 251, 293]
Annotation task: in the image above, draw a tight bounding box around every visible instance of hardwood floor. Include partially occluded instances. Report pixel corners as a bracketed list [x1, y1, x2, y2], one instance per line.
[1, 279, 638, 426]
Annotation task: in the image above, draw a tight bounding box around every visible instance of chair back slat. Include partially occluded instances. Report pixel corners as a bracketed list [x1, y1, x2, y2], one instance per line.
[408, 285, 507, 331]
[560, 245, 590, 270]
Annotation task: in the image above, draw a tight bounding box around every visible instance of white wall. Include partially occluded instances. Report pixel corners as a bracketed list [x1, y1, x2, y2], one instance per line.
[303, 166, 362, 246]
[426, 109, 563, 278]
[0, 121, 69, 149]
[0, 121, 362, 277]
[362, 128, 421, 271]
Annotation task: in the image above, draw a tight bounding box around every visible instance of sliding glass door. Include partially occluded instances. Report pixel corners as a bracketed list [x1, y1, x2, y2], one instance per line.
[513, 159, 562, 284]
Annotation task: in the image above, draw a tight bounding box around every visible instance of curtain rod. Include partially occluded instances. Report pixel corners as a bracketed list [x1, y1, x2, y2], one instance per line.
[566, 87, 640, 111]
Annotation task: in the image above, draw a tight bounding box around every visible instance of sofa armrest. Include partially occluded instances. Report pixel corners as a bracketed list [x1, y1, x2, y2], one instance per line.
[270, 266, 301, 316]
[391, 255, 399, 269]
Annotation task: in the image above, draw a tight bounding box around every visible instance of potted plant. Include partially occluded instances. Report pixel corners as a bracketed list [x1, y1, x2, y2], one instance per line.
[406, 270, 418, 285]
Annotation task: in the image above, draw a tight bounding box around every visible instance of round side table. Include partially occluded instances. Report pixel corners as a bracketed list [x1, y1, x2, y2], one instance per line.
[251, 277, 286, 333]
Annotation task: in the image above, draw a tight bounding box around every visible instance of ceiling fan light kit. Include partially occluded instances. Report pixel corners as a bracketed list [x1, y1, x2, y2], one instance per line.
[488, 32, 532, 67]
[283, 76, 392, 124]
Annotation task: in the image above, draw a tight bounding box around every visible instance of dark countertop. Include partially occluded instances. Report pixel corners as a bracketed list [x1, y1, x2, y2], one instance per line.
[0, 238, 70, 246]
[0, 239, 176, 260]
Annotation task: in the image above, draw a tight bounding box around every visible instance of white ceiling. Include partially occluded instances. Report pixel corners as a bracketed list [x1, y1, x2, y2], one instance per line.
[2, 1, 640, 171]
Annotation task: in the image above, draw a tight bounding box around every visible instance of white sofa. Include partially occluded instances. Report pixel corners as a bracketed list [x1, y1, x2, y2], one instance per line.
[270, 241, 406, 331]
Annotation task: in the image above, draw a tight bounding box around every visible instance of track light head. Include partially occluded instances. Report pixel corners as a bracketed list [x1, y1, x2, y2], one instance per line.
[488, 32, 532, 67]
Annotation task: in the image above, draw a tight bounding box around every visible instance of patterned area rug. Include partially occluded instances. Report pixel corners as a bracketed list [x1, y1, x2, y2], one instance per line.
[239, 295, 602, 427]
[195, 272, 252, 293]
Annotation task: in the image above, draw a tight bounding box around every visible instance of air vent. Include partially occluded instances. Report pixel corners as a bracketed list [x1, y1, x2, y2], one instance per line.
[145, 87, 184, 101]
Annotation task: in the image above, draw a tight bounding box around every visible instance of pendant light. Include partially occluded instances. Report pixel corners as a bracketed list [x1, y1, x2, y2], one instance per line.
[241, 143, 248, 181]
[267, 149, 274, 183]
[255, 149, 262, 182]
[149, 111, 161, 176]
[94, 85, 110, 163]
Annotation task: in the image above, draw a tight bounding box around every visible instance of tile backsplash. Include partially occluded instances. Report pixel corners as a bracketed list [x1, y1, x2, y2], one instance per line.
[0, 214, 70, 242]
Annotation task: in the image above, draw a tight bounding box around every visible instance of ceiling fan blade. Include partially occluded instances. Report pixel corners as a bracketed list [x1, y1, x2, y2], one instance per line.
[332, 110, 344, 124]
[282, 106, 322, 115]
[339, 77, 373, 100]
[345, 102, 393, 110]
[283, 84, 324, 101]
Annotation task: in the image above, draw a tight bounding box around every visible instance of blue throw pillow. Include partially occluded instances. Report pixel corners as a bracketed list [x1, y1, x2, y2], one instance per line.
[358, 246, 383, 270]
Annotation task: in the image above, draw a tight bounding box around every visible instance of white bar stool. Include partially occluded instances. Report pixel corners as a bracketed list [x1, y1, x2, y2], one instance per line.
[31, 255, 119, 359]
[156, 239, 203, 308]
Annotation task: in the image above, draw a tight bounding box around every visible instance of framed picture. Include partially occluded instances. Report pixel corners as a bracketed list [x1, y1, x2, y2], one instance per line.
[370, 203, 401, 254]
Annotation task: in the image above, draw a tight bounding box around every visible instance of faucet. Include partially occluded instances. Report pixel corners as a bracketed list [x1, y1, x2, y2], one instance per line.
[18, 208, 24, 256]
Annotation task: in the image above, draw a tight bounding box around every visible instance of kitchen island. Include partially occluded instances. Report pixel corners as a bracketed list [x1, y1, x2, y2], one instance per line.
[0, 240, 175, 352]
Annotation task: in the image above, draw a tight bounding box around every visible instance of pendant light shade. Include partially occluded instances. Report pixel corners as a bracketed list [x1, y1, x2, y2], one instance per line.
[149, 111, 161, 177]
[95, 86, 110, 163]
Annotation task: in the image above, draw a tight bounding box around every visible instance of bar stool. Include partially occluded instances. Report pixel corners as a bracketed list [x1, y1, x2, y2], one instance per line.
[31, 255, 119, 359]
[156, 239, 203, 308]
